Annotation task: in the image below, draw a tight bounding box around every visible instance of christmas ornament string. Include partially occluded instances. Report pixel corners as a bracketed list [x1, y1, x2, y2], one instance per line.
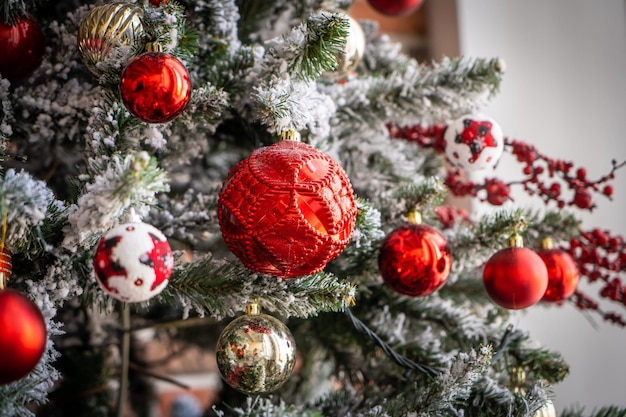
[343, 307, 443, 376]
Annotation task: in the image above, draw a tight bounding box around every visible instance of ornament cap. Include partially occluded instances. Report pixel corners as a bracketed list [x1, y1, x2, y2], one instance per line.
[246, 299, 261, 315]
[280, 129, 301, 142]
[145, 42, 163, 53]
[509, 233, 524, 248]
[407, 208, 422, 225]
[541, 237, 555, 249]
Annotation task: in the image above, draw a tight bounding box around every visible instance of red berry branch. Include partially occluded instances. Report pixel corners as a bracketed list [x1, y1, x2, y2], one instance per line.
[389, 122, 626, 327]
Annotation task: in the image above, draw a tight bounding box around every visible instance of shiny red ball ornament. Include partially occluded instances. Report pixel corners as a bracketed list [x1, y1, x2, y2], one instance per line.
[218, 133, 357, 278]
[0, 289, 47, 385]
[537, 238, 579, 302]
[120, 50, 191, 124]
[367, 0, 424, 16]
[149, 0, 169, 6]
[378, 222, 452, 297]
[0, 16, 45, 82]
[483, 235, 548, 309]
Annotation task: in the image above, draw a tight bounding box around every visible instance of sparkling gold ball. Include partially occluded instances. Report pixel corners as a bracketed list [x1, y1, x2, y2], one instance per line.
[77, 2, 145, 77]
[216, 312, 297, 395]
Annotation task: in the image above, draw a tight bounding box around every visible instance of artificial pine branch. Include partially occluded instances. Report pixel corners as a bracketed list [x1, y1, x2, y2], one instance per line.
[163, 255, 355, 320]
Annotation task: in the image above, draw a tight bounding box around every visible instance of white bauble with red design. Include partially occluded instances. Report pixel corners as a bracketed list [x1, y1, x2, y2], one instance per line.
[93, 222, 173, 302]
[443, 113, 504, 171]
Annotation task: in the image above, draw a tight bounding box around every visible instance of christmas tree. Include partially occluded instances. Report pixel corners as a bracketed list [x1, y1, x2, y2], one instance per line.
[0, 0, 624, 416]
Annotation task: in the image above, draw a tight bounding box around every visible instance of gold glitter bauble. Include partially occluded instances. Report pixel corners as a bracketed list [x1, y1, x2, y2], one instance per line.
[77, 2, 145, 77]
[216, 302, 296, 395]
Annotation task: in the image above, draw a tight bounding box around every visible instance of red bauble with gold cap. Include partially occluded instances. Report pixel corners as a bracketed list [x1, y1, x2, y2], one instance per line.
[0, 288, 47, 385]
[0, 15, 45, 81]
[378, 212, 452, 297]
[483, 234, 548, 309]
[120, 46, 191, 123]
[367, 0, 424, 16]
[218, 131, 357, 278]
[537, 237, 579, 302]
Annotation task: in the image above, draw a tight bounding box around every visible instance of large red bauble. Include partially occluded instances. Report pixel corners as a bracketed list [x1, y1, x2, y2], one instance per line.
[120, 52, 191, 123]
[0, 289, 47, 385]
[218, 140, 357, 278]
[0, 16, 45, 81]
[367, 0, 424, 16]
[378, 224, 452, 297]
[537, 248, 579, 302]
[483, 247, 548, 309]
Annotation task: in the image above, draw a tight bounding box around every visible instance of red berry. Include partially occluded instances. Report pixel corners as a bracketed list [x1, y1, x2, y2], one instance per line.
[573, 189, 594, 209]
[603, 185, 614, 197]
[576, 168, 587, 180]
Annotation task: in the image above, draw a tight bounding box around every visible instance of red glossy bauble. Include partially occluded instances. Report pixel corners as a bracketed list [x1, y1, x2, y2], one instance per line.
[483, 247, 548, 309]
[378, 224, 452, 296]
[218, 139, 357, 278]
[537, 248, 579, 302]
[120, 52, 191, 123]
[149, 0, 169, 6]
[0, 16, 45, 81]
[0, 289, 47, 385]
[367, 0, 424, 16]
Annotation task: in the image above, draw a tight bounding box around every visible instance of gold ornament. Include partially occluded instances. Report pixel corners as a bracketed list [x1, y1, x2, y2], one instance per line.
[77, 2, 145, 77]
[534, 399, 557, 417]
[510, 367, 557, 417]
[327, 14, 365, 78]
[215, 300, 297, 395]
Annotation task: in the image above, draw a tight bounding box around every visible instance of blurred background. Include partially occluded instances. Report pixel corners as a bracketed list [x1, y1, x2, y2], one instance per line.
[355, 0, 626, 411]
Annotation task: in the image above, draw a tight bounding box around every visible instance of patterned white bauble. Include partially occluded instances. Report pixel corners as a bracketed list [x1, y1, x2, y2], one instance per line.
[443, 113, 504, 171]
[93, 222, 173, 302]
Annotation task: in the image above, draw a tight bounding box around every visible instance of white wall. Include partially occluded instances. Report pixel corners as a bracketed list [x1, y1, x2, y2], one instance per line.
[456, 0, 626, 411]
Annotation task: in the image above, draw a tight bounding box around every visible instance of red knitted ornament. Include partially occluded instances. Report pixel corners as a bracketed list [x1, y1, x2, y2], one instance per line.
[218, 137, 357, 278]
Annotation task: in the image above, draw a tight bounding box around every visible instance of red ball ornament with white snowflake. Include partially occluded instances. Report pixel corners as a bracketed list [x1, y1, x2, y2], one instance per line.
[483, 233, 548, 309]
[537, 237, 579, 302]
[93, 222, 173, 302]
[378, 211, 452, 297]
[0, 15, 45, 81]
[218, 130, 357, 278]
[0, 288, 47, 385]
[120, 43, 191, 124]
[443, 113, 504, 172]
[367, 0, 424, 16]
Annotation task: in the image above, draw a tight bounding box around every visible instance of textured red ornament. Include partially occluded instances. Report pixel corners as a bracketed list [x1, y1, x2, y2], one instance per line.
[0, 289, 47, 385]
[0, 16, 45, 82]
[120, 52, 191, 123]
[218, 139, 357, 278]
[483, 247, 548, 309]
[367, 0, 424, 16]
[378, 223, 452, 297]
[537, 248, 579, 302]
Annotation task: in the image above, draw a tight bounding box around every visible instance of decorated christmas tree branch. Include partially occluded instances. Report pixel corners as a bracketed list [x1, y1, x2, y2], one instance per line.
[330, 56, 504, 132]
[163, 255, 355, 321]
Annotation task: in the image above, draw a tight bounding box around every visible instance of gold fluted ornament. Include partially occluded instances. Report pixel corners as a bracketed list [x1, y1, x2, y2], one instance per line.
[510, 367, 557, 417]
[77, 2, 145, 77]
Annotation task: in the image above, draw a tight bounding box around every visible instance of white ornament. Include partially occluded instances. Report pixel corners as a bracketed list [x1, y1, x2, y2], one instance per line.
[93, 222, 173, 302]
[443, 113, 504, 171]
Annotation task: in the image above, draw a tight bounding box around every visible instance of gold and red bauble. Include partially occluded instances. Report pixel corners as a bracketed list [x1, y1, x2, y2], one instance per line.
[218, 130, 357, 278]
[215, 300, 297, 395]
[483, 233, 548, 310]
[378, 210, 452, 297]
[0, 15, 45, 81]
